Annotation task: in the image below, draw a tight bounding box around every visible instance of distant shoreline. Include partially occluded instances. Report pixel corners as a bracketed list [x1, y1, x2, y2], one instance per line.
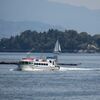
[0, 51, 100, 54]
[0, 29, 100, 53]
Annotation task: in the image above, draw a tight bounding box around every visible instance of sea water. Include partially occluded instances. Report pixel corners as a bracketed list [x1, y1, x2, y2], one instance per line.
[0, 53, 100, 100]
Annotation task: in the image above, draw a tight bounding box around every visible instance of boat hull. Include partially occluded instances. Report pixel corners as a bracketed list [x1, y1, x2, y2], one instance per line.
[18, 65, 60, 71]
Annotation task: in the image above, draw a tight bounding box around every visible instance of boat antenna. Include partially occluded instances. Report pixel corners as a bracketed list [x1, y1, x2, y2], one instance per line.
[26, 48, 34, 58]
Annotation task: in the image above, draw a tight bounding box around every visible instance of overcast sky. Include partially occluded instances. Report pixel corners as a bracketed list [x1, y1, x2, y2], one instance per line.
[48, 0, 100, 10]
[0, 0, 100, 34]
[0, 0, 100, 21]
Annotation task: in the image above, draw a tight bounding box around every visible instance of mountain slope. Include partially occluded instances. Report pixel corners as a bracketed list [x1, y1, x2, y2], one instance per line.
[0, 20, 55, 38]
[0, 0, 100, 36]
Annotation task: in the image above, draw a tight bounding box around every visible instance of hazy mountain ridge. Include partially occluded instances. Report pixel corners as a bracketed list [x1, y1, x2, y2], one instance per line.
[0, 0, 100, 37]
[0, 20, 63, 38]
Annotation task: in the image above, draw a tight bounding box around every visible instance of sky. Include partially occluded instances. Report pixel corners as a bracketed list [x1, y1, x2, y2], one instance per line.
[0, 0, 100, 21]
[48, 0, 100, 10]
[0, 0, 100, 34]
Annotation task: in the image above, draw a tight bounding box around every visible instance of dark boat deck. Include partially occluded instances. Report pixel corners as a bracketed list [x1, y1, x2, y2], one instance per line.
[0, 61, 19, 65]
[58, 63, 81, 66]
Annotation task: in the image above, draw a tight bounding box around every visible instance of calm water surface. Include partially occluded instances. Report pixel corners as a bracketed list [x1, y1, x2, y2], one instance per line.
[0, 53, 100, 100]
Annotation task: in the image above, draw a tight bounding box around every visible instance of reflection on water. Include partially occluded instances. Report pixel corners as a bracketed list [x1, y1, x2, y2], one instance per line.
[0, 53, 100, 100]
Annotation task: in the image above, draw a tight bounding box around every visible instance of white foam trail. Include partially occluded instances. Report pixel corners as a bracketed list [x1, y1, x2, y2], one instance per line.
[9, 68, 14, 71]
[59, 67, 93, 71]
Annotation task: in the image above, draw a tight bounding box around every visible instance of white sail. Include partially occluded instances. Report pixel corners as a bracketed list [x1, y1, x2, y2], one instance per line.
[54, 40, 61, 53]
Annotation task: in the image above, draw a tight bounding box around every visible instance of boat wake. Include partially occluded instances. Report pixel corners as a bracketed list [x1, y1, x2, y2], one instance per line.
[9, 68, 16, 71]
[59, 67, 100, 71]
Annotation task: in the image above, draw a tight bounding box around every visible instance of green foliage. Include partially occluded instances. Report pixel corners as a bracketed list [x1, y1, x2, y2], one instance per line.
[0, 29, 100, 52]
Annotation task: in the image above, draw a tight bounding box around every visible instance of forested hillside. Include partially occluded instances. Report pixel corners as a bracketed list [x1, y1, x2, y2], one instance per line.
[0, 29, 100, 52]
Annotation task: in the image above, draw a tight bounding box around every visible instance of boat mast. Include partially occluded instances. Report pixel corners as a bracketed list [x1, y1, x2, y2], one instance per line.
[26, 48, 34, 58]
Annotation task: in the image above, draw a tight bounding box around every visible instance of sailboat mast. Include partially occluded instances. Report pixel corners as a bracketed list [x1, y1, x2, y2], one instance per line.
[54, 40, 61, 63]
[54, 40, 61, 53]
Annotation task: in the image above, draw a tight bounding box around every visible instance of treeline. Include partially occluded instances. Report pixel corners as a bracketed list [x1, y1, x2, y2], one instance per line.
[0, 29, 100, 52]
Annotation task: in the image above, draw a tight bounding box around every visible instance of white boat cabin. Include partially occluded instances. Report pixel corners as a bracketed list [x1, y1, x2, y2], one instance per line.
[19, 56, 58, 71]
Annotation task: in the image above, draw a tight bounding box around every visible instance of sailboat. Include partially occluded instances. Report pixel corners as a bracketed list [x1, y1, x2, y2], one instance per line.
[54, 40, 61, 54]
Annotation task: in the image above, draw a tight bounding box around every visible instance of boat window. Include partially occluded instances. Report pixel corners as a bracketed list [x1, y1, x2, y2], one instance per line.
[53, 61, 54, 65]
[34, 63, 48, 66]
[49, 60, 52, 63]
[34, 63, 38, 65]
[28, 62, 33, 64]
[20, 61, 33, 65]
[36, 59, 39, 61]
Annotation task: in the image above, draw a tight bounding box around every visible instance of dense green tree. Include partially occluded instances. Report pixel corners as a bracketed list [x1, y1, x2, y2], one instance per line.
[93, 35, 100, 47]
[0, 29, 100, 52]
